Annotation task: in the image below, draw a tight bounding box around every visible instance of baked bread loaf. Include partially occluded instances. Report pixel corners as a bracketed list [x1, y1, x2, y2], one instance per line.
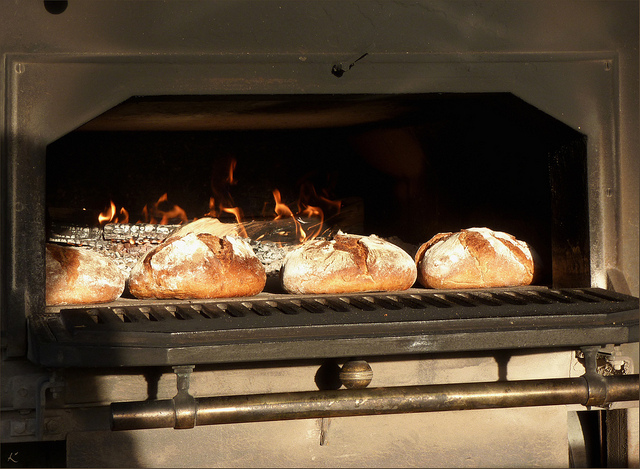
[128, 232, 266, 299]
[415, 227, 534, 289]
[46, 244, 126, 306]
[280, 233, 417, 294]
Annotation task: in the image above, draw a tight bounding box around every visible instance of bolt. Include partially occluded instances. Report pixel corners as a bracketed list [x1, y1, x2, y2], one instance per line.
[45, 419, 60, 434]
[12, 421, 26, 435]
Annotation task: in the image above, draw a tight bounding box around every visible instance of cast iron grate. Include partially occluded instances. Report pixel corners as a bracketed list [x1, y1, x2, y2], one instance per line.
[28, 286, 638, 367]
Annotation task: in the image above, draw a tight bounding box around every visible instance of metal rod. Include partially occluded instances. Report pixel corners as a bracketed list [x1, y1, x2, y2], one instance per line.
[110, 374, 639, 431]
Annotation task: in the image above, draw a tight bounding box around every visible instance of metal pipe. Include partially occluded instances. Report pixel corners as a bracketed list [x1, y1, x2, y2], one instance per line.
[110, 374, 639, 431]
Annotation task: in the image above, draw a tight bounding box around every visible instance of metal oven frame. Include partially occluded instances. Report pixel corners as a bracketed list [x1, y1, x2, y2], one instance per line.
[1, 1, 638, 467]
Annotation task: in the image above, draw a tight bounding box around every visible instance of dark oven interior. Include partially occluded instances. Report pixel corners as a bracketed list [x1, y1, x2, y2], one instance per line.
[45, 92, 590, 290]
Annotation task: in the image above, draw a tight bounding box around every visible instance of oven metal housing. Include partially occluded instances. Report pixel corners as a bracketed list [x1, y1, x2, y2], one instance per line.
[1, 1, 638, 467]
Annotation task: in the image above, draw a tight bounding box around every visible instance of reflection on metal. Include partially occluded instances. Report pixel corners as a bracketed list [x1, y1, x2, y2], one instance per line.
[110, 374, 639, 431]
[339, 359, 373, 389]
[172, 366, 196, 429]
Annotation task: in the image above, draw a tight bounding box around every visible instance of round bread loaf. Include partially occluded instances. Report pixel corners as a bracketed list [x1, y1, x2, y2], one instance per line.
[415, 227, 534, 289]
[128, 232, 266, 299]
[46, 244, 126, 306]
[280, 233, 417, 294]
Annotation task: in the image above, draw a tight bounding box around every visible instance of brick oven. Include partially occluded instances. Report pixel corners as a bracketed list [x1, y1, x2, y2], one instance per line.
[1, 1, 638, 467]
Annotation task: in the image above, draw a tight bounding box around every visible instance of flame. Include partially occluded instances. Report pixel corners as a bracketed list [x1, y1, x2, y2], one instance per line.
[205, 158, 247, 235]
[142, 193, 189, 225]
[300, 205, 322, 218]
[271, 189, 328, 243]
[226, 158, 237, 185]
[119, 207, 130, 224]
[98, 200, 131, 225]
[93, 158, 341, 245]
[293, 182, 341, 242]
[205, 197, 219, 217]
[273, 189, 294, 220]
[222, 207, 248, 237]
[98, 201, 117, 225]
[142, 204, 151, 223]
[298, 205, 324, 241]
[318, 193, 342, 214]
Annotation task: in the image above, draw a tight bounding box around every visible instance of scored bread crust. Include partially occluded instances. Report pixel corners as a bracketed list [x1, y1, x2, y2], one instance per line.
[280, 233, 417, 294]
[128, 232, 266, 299]
[415, 227, 534, 289]
[46, 244, 126, 306]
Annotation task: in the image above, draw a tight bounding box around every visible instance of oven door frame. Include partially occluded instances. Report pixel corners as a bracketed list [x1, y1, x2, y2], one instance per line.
[1, 52, 623, 358]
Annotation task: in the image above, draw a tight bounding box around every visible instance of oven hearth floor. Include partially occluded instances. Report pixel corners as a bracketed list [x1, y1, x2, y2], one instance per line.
[28, 286, 639, 367]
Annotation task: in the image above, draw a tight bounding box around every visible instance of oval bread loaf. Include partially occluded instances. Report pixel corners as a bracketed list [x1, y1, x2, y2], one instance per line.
[128, 232, 266, 299]
[415, 227, 534, 289]
[46, 244, 126, 306]
[280, 233, 417, 294]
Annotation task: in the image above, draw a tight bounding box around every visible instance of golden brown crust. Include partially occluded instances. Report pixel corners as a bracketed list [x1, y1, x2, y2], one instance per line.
[281, 233, 417, 294]
[416, 232, 453, 257]
[333, 235, 370, 276]
[128, 233, 266, 299]
[414, 232, 453, 287]
[492, 234, 535, 279]
[46, 244, 126, 306]
[415, 228, 534, 289]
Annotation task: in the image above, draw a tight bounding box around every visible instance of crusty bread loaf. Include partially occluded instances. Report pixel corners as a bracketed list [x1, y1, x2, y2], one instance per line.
[280, 233, 417, 294]
[166, 217, 241, 240]
[415, 227, 534, 289]
[128, 232, 266, 299]
[46, 244, 126, 306]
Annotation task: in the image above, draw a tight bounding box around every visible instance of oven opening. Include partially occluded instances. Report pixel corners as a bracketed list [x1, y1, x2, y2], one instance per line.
[45, 92, 589, 293]
[31, 91, 626, 369]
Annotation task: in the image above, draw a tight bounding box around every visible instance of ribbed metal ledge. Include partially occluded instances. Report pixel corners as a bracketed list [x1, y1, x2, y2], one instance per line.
[28, 286, 639, 367]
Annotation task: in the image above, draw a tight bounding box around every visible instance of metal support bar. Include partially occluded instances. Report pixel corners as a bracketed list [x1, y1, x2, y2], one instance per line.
[581, 346, 609, 407]
[110, 374, 639, 431]
[172, 366, 196, 429]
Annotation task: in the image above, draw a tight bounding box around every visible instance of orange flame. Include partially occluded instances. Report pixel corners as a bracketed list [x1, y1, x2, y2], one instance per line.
[226, 158, 237, 185]
[205, 197, 219, 217]
[271, 189, 328, 243]
[318, 194, 342, 214]
[119, 207, 130, 224]
[98, 201, 117, 225]
[98, 200, 131, 226]
[142, 204, 151, 223]
[298, 205, 324, 241]
[142, 193, 189, 225]
[205, 158, 247, 235]
[222, 207, 248, 237]
[273, 189, 294, 220]
[294, 182, 339, 242]
[95, 159, 341, 244]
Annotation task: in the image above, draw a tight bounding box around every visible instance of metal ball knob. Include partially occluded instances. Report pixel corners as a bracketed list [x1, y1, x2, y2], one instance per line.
[339, 359, 373, 389]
